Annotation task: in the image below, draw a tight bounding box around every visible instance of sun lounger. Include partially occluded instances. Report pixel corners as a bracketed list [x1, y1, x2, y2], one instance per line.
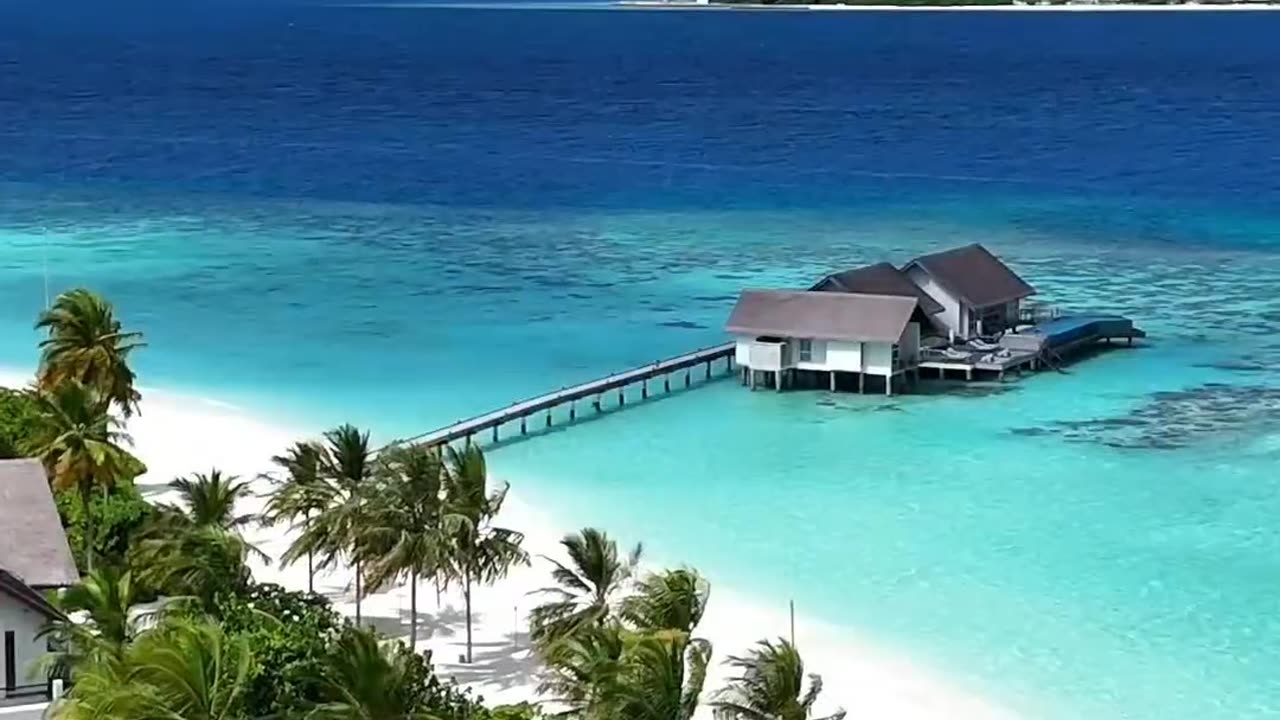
[968, 338, 1001, 352]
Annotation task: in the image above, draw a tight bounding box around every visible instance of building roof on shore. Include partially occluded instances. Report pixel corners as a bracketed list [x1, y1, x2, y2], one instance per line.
[811, 262, 946, 316]
[0, 569, 64, 619]
[726, 290, 918, 343]
[902, 243, 1036, 308]
[0, 458, 79, 589]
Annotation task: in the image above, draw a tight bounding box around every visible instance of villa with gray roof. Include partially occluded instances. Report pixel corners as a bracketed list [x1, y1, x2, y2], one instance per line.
[1, 458, 76, 708]
[726, 243, 1142, 394]
[901, 243, 1036, 341]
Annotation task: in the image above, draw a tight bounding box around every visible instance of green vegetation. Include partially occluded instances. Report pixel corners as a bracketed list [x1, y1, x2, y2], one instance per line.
[9, 289, 842, 720]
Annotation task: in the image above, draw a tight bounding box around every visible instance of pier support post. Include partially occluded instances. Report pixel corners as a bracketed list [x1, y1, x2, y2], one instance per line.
[858, 373, 865, 395]
[885, 374, 892, 397]
[520, 417, 527, 436]
[706, 361, 711, 380]
[570, 401, 576, 421]
[492, 425, 499, 443]
[775, 370, 782, 393]
[593, 394, 602, 412]
[725, 355, 731, 372]
[1127, 336, 1133, 347]
[685, 370, 691, 388]
[665, 375, 670, 392]
[749, 370, 756, 391]
[546, 409, 552, 427]
[965, 368, 973, 381]
[642, 379, 648, 399]
[618, 389, 625, 406]
[829, 371, 836, 392]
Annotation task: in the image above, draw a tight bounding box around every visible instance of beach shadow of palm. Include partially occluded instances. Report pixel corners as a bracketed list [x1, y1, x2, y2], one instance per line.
[436, 631, 540, 692]
[359, 605, 467, 642]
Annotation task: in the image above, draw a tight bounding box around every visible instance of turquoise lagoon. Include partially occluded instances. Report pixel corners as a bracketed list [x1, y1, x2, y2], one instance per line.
[2, 185, 1280, 719]
[4, 4, 1280, 717]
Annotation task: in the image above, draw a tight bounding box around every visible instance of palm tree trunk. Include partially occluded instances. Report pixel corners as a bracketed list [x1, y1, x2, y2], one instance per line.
[307, 550, 314, 594]
[464, 571, 473, 664]
[80, 479, 95, 573]
[409, 570, 418, 650]
[355, 559, 363, 626]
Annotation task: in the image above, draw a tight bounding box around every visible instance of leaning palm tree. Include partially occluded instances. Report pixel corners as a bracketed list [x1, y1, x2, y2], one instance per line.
[262, 441, 327, 593]
[621, 569, 710, 638]
[441, 445, 528, 663]
[55, 618, 253, 720]
[282, 425, 375, 625]
[358, 444, 448, 649]
[530, 527, 642, 648]
[537, 622, 627, 719]
[36, 288, 145, 418]
[167, 469, 257, 532]
[309, 627, 441, 720]
[29, 380, 136, 572]
[711, 639, 845, 720]
[614, 635, 712, 720]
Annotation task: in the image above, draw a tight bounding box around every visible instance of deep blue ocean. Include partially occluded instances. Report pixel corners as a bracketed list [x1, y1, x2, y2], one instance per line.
[4, 2, 1280, 718]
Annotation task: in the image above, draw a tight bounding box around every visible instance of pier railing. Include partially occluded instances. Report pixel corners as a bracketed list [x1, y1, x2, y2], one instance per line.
[390, 342, 736, 451]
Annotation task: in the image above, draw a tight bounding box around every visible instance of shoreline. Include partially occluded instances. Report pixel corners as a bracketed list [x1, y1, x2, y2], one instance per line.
[618, 1, 1280, 9]
[0, 365, 1020, 719]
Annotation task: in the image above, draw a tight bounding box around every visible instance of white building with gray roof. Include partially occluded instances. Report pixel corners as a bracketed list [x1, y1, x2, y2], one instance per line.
[0, 458, 76, 707]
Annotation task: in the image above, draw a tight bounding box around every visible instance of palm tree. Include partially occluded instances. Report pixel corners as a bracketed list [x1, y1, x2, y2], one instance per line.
[711, 639, 846, 720]
[30, 380, 136, 572]
[441, 445, 528, 664]
[132, 470, 263, 605]
[40, 567, 144, 678]
[282, 424, 375, 625]
[622, 569, 710, 638]
[614, 635, 711, 720]
[263, 441, 327, 593]
[530, 527, 641, 647]
[359, 444, 448, 649]
[55, 618, 253, 720]
[537, 622, 627, 719]
[167, 469, 257, 532]
[309, 627, 440, 720]
[540, 625, 711, 720]
[36, 288, 145, 418]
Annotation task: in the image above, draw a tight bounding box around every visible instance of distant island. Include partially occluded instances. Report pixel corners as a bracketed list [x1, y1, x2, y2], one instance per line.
[620, 0, 1280, 8]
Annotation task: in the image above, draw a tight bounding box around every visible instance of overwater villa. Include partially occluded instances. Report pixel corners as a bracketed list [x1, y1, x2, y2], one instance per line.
[726, 243, 1143, 395]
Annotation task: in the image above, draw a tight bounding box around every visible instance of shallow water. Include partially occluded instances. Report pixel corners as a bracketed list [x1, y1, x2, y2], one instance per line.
[4, 3, 1280, 718]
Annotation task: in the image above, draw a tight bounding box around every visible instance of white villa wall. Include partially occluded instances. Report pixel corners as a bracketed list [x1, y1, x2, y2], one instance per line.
[823, 340, 865, 372]
[899, 322, 921, 365]
[793, 339, 829, 371]
[905, 266, 964, 338]
[0, 595, 48, 701]
[862, 342, 896, 374]
[734, 339, 750, 367]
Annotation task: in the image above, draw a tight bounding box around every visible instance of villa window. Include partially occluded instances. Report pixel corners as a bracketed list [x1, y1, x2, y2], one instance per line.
[798, 339, 813, 362]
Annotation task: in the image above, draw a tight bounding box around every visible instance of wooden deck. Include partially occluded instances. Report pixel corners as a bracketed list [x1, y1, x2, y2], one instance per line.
[394, 343, 736, 449]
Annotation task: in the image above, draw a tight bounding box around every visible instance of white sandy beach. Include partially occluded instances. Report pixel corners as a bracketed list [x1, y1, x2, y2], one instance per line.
[0, 366, 1020, 720]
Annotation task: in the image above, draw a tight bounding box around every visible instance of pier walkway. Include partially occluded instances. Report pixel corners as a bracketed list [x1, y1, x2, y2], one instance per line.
[397, 342, 736, 449]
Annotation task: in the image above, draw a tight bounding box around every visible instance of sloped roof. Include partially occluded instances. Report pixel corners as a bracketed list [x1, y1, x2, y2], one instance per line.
[811, 262, 945, 316]
[726, 290, 918, 343]
[0, 458, 79, 588]
[0, 569, 64, 619]
[903, 243, 1036, 308]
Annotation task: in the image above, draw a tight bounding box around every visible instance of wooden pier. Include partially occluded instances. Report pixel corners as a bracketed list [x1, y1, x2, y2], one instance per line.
[396, 343, 736, 450]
